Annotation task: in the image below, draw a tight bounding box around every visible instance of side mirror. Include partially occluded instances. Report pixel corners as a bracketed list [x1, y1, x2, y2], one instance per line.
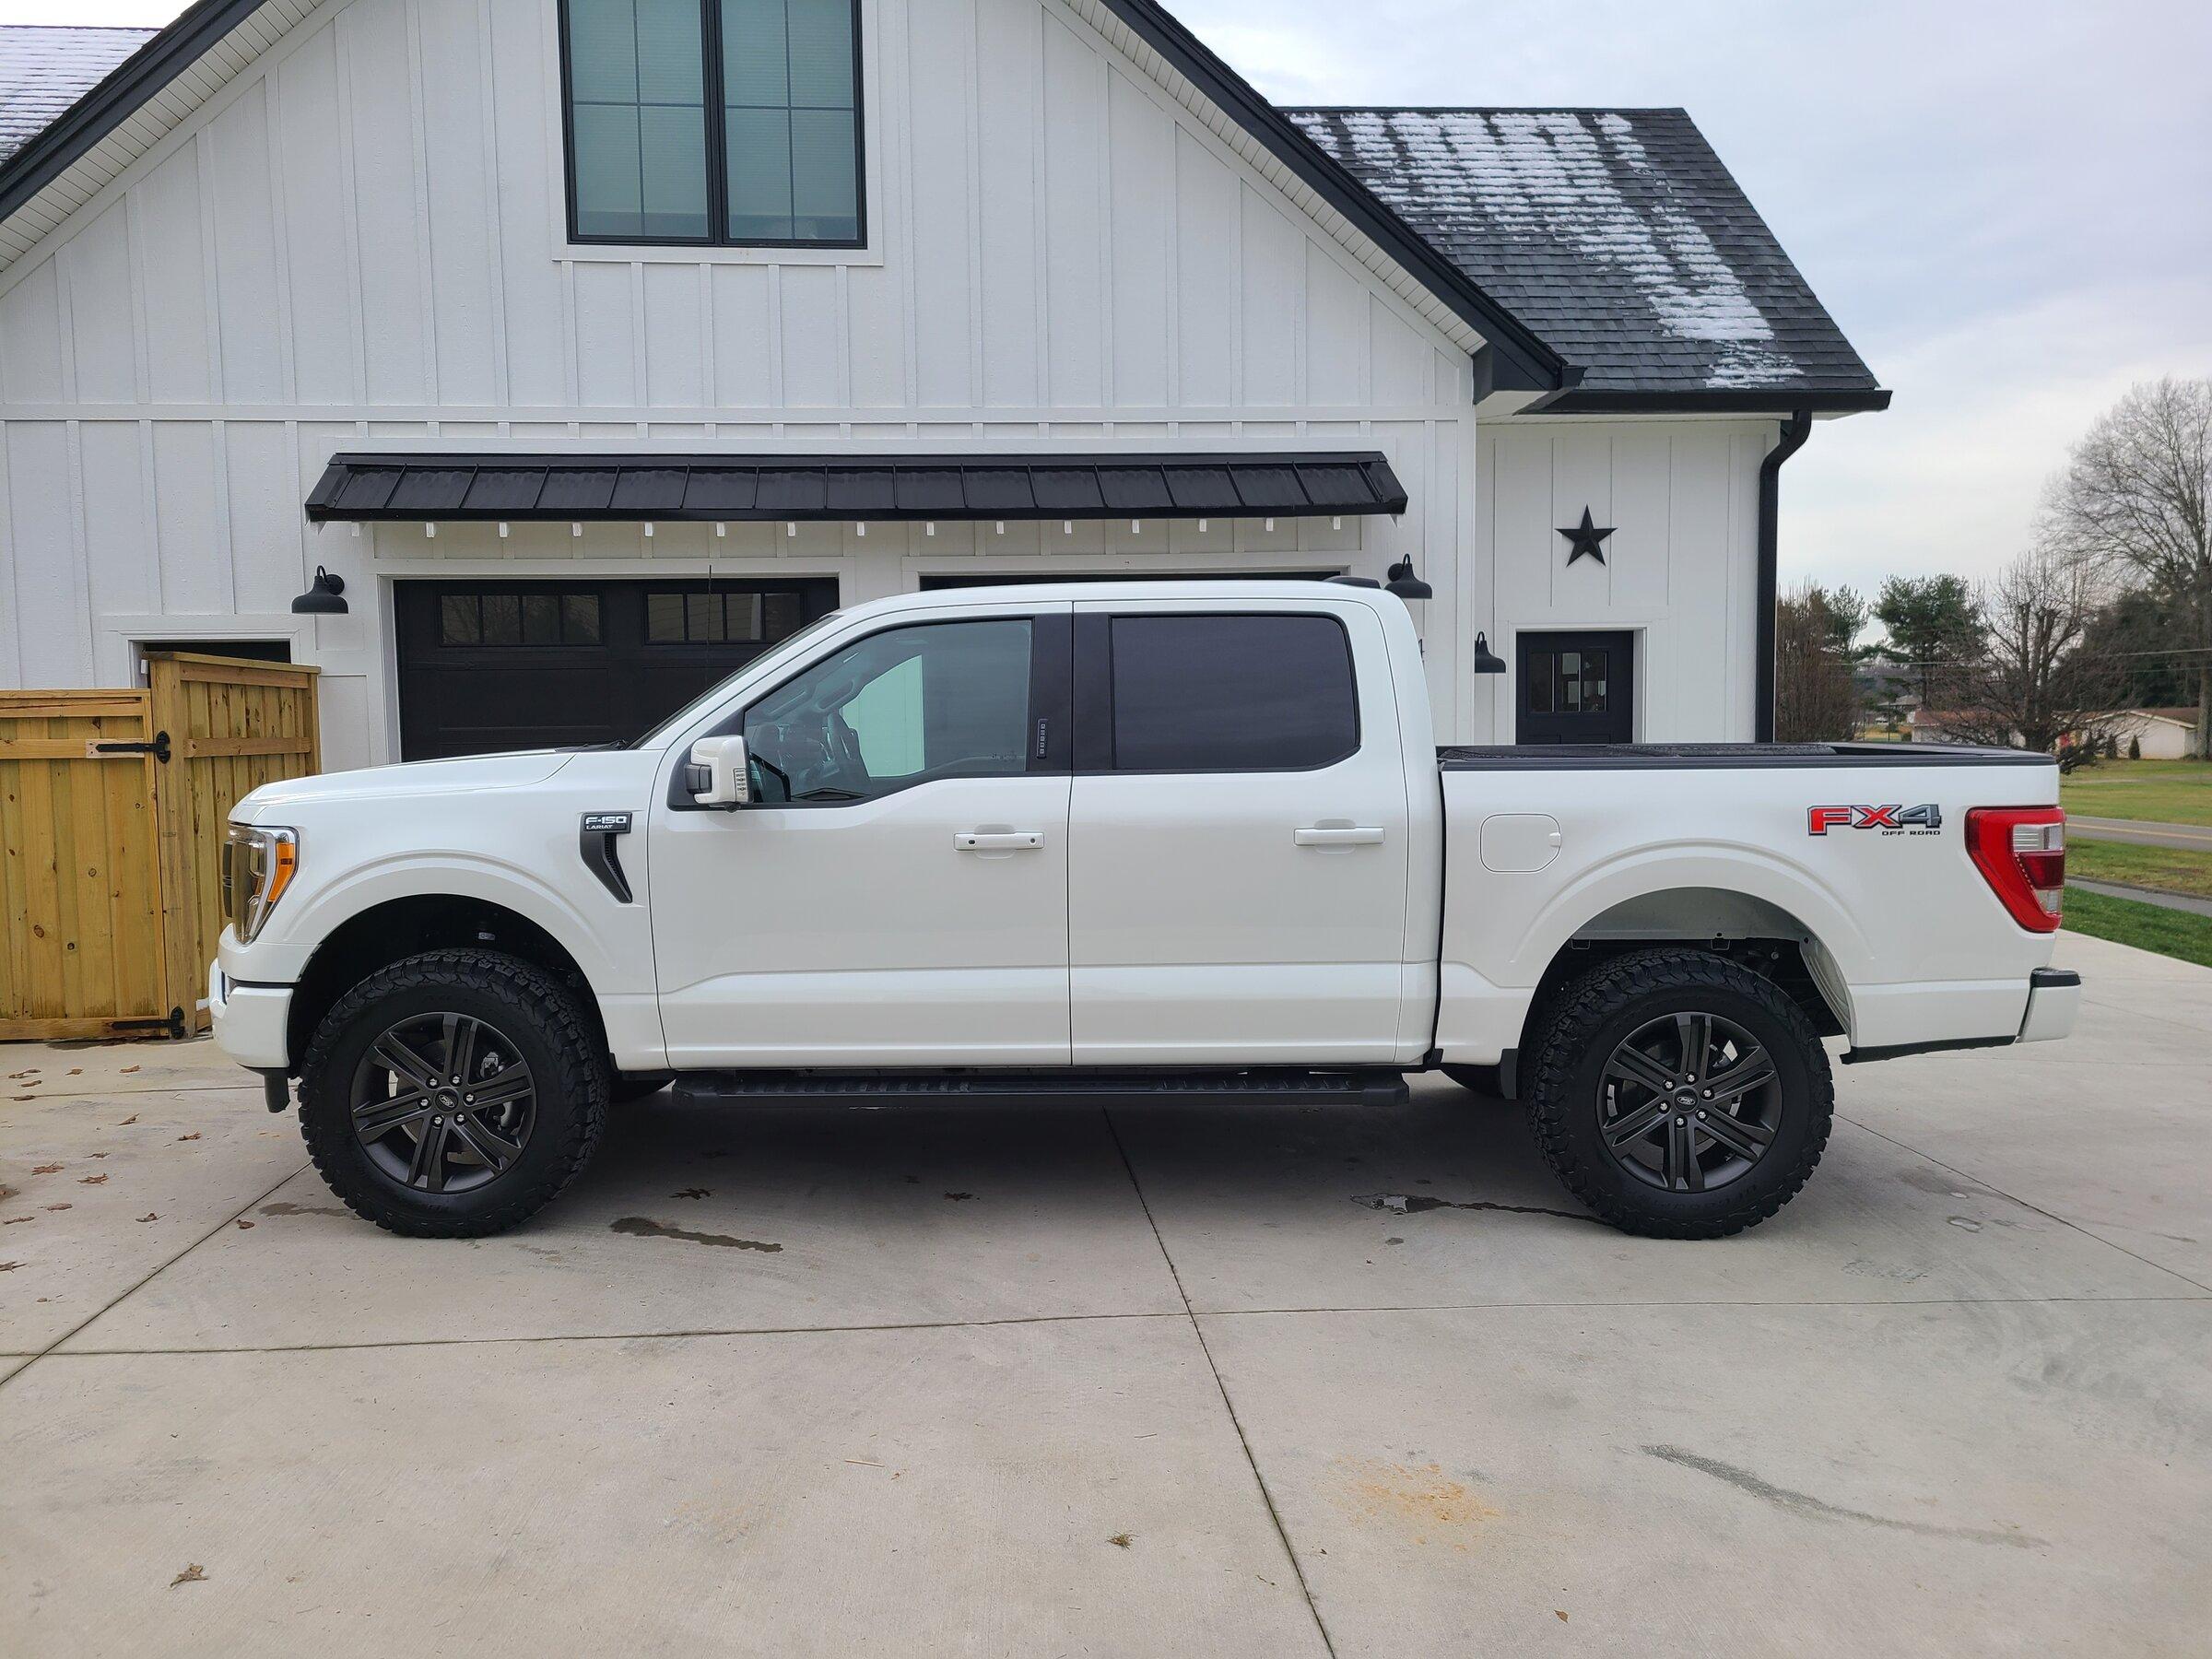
[688, 735, 751, 807]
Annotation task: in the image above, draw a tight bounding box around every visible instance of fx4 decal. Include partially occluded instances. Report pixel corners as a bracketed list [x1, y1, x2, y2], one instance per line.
[1808, 804, 1943, 837]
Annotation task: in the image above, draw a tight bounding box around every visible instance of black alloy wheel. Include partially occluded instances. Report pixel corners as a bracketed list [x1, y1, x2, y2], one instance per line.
[1596, 1010, 1781, 1193]
[351, 1011, 537, 1194]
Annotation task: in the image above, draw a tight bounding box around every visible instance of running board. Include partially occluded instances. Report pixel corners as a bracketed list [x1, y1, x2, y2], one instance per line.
[671, 1067, 1408, 1107]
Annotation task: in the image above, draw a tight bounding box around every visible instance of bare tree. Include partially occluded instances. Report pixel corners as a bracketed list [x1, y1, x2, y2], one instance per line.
[2043, 377, 2212, 757]
[1941, 546, 2124, 757]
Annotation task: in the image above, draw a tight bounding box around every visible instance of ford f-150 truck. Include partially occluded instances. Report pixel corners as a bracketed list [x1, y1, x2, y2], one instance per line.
[211, 581, 2080, 1239]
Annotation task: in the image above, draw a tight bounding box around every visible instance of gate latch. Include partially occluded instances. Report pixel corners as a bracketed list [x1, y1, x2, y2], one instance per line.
[86, 731, 171, 762]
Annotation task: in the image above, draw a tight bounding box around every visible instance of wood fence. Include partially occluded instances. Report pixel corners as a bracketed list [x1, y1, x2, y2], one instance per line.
[0, 653, 320, 1041]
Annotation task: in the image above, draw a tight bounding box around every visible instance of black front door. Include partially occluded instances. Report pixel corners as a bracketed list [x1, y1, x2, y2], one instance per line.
[394, 579, 839, 759]
[1516, 630, 1634, 744]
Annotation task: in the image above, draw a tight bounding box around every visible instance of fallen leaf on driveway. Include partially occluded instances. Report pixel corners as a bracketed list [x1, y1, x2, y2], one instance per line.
[67, 1068, 81, 1077]
[32, 1164, 62, 1174]
[1108, 1533, 1134, 1548]
[120, 1115, 137, 1125]
[177, 1133, 201, 1143]
[138, 1213, 159, 1222]
[0, 1261, 19, 1271]
[235, 1218, 255, 1230]
[78, 1174, 109, 1185]
[44, 1203, 72, 1211]
[0, 1186, 13, 1200]
[3, 1216, 30, 1225]
[674, 1187, 710, 1199]
[121, 1065, 140, 1075]
[169, 1565, 205, 1588]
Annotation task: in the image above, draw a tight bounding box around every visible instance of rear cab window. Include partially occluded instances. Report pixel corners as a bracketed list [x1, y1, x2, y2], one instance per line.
[1095, 612, 1359, 772]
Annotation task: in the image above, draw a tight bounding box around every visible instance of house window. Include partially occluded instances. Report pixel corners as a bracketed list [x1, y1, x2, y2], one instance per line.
[563, 0, 864, 247]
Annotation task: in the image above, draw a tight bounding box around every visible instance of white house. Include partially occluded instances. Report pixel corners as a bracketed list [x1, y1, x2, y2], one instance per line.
[0, 0, 1885, 770]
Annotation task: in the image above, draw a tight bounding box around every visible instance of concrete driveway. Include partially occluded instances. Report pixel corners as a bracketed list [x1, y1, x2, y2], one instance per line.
[3, 932, 2207, 1657]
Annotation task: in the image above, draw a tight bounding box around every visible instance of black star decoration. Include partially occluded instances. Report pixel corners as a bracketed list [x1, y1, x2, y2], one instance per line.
[1557, 507, 1615, 566]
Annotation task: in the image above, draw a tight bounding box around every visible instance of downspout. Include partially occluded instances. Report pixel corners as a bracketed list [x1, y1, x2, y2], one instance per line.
[1754, 409, 1815, 743]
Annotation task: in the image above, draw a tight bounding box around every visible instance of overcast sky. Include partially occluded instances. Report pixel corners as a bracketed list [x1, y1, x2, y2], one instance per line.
[6, 0, 2208, 599]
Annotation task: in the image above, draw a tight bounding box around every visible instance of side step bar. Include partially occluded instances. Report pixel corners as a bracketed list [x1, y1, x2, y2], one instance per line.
[672, 1067, 1408, 1108]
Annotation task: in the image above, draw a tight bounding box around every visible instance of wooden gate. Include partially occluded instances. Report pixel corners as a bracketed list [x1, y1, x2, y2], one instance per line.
[0, 653, 319, 1041]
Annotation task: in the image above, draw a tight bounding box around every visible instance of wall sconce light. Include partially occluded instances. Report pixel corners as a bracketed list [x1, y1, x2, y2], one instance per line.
[1472, 631, 1507, 675]
[1384, 559, 1433, 602]
[291, 566, 347, 615]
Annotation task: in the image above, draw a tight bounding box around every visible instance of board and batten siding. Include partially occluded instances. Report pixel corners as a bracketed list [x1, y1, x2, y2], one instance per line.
[1477, 419, 1768, 743]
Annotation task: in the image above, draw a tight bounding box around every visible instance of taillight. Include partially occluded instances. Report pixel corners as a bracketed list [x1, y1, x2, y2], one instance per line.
[1966, 807, 2065, 932]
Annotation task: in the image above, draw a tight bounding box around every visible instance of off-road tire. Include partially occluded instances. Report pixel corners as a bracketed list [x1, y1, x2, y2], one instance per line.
[298, 949, 610, 1237]
[1525, 948, 1832, 1239]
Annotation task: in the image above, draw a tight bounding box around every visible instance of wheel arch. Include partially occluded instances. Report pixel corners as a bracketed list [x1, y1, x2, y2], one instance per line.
[285, 894, 602, 1068]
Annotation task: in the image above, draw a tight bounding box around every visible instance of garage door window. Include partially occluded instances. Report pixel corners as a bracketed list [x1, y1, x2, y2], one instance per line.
[440, 593, 603, 647]
[1105, 613, 1358, 771]
[646, 587, 809, 644]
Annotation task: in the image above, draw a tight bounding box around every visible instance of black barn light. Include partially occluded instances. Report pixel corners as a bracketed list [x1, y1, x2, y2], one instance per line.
[291, 566, 347, 615]
[1472, 631, 1507, 675]
[1384, 559, 1433, 601]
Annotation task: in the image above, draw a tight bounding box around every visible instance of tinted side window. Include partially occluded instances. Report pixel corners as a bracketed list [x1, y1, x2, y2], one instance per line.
[1109, 614, 1357, 771]
[743, 618, 1032, 803]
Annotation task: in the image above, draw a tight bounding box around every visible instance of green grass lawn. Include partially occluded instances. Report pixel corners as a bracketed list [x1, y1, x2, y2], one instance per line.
[2063, 886, 2212, 970]
[2060, 758, 2212, 826]
[2067, 838, 2212, 900]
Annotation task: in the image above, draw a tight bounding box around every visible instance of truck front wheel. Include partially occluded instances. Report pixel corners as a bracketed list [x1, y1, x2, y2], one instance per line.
[1524, 949, 1832, 1239]
[297, 949, 610, 1237]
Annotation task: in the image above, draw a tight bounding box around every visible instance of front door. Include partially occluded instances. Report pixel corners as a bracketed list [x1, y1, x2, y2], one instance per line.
[650, 605, 1074, 1067]
[1065, 599, 1414, 1065]
[1516, 630, 1635, 744]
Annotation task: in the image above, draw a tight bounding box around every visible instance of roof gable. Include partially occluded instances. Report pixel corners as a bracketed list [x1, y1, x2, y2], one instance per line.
[1287, 107, 1885, 410]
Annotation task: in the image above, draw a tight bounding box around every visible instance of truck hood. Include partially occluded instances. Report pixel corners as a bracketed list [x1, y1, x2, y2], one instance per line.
[234, 750, 580, 817]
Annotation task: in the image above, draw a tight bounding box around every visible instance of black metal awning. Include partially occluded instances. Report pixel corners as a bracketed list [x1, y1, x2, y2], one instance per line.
[304, 452, 1407, 524]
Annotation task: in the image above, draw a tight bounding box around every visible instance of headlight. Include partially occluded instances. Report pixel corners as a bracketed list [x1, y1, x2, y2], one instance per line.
[222, 824, 299, 943]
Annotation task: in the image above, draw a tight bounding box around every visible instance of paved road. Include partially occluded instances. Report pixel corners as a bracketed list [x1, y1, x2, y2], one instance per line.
[2069, 813, 2212, 851]
[4, 933, 2209, 1656]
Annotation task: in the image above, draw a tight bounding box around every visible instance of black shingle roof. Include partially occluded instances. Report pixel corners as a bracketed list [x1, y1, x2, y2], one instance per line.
[0, 26, 153, 164]
[1286, 107, 1882, 403]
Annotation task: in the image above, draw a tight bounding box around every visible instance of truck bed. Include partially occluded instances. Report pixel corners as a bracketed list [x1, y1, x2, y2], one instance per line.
[1439, 742, 2053, 771]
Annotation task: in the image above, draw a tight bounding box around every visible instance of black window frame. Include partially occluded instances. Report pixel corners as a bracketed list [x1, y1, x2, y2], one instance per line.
[1072, 610, 1362, 775]
[558, 0, 868, 252]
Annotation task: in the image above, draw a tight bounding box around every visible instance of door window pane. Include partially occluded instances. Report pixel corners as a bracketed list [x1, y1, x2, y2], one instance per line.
[744, 619, 1032, 803]
[1108, 614, 1358, 771]
[1526, 651, 1553, 715]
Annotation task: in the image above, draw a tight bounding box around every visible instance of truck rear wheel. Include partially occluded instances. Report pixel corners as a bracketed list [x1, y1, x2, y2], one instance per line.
[298, 949, 610, 1237]
[1524, 948, 1831, 1239]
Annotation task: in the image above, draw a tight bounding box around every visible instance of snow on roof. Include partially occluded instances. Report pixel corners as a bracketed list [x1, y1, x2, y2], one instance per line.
[0, 26, 155, 164]
[1286, 107, 1880, 398]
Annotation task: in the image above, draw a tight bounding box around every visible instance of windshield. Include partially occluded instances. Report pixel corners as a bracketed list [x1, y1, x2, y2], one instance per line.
[628, 609, 847, 749]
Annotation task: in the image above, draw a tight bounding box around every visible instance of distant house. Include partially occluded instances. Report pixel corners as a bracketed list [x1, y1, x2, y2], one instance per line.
[2097, 709, 2202, 761]
[0, 4, 1884, 767]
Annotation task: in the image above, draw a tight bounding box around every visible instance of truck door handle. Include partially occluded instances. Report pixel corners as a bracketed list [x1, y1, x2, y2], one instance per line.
[1293, 826, 1385, 847]
[955, 830, 1044, 852]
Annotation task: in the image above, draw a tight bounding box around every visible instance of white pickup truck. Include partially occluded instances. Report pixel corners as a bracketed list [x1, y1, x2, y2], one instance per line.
[212, 581, 2079, 1239]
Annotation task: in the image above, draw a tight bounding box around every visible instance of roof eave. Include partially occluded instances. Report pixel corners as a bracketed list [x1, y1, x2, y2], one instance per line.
[1525, 386, 1892, 416]
[0, 0, 270, 227]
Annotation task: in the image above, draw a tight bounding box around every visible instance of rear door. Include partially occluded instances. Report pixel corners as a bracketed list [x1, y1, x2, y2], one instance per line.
[1065, 598, 1412, 1065]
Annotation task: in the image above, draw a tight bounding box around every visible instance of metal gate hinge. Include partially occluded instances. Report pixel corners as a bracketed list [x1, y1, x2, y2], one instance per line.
[87, 730, 171, 762]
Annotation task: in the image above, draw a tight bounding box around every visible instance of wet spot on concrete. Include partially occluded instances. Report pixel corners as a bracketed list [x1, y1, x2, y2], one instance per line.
[1643, 1445, 2042, 1548]
[260, 1202, 351, 1218]
[1352, 1192, 1597, 1224]
[610, 1216, 782, 1252]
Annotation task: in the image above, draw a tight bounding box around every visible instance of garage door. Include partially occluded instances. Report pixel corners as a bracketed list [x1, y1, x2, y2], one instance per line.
[394, 579, 839, 759]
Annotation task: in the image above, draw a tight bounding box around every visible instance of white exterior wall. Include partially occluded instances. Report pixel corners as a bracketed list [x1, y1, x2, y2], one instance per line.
[1477, 418, 1771, 743]
[0, 0, 1768, 768]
